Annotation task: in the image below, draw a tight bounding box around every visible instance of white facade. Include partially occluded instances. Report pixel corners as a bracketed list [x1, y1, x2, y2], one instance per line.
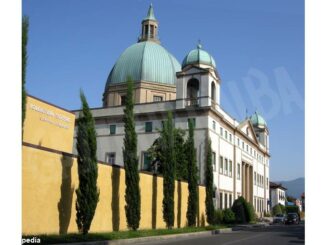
[270, 183, 287, 208]
[73, 67, 271, 214]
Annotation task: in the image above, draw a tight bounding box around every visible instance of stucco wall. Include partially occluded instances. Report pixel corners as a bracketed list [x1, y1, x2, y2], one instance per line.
[23, 96, 75, 153]
[22, 145, 207, 235]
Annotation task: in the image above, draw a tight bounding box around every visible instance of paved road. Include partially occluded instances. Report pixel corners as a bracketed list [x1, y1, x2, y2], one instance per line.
[136, 224, 304, 245]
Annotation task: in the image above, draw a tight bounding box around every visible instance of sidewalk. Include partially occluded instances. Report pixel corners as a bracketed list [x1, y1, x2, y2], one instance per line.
[53, 228, 233, 245]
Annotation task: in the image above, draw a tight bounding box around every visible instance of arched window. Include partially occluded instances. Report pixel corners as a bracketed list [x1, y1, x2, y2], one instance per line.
[211, 82, 216, 101]
[187, 78, 199, 106]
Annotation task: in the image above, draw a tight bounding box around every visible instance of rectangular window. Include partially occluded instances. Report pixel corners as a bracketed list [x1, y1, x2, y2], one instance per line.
[224, 158, 228, 175]
[254, 150, 256, 157]
[145, 121, 153, 132]
[254, 197, 256, 211]
[254, 172, 256, 185]
[224, 193, 228, 209]
[220, 127, 223, 136]
[219, 156, 223, 174]
[212, 120, 216, 130]
[246, 144, 249, 152]
[219, 192, 223, 209]
[224, 130, 228, 139]
[229, 133, 232, 143]
[242, 141, 244, 150]
[257, 198, 260, 212]
[212, 152, 216, 172]
[120, 95, 126, 105]
[106, 152, 116, 165]
[250, 147, 252, 155]
[229, 160, 232, 177]
[142, 152, 151, 171]
[153, 95, 163, 102]
[110, 124, 116, 135]
[237, 138, 240, 146]
[237, 163, 240, 180]
[260, 175, 262, 187]
[229, 194, 232, 208]
[188, 118, 196, 128]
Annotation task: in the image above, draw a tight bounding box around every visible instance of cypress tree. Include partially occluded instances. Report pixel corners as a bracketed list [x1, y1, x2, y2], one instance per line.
[175, 128, 187, 181]
[123, 77, 141, 230]
[75, 90, 99, 234]
[186, 119, 199, 226]
[205, 137, 215, 225]
[22, 16, 29, 129]
[162, 111, 176, 228]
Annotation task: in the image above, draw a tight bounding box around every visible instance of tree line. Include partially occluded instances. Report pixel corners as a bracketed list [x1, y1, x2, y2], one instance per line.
[75, 77, 211, 233]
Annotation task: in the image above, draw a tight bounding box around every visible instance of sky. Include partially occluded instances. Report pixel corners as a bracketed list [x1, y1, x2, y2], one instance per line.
[22, 0, 304, 181]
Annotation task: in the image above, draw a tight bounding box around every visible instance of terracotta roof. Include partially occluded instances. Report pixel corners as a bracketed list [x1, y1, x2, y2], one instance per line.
[269, 181, 287, 190]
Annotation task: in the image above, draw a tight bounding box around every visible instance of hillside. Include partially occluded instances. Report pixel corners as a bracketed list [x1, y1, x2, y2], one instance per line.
[275, 177, 305, 199]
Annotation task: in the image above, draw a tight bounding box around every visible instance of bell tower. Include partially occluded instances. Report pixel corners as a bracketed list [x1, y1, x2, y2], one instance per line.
[138, 4, 160, 44]
[176, 43, 221, 109]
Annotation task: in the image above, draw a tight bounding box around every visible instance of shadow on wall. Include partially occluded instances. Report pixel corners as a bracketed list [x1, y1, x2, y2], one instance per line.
[200, 213, 205, 227]
[57, 155, 74, 235]
[152, 175, 157, 229]
[177, 181, 182, 228]
[111, 166, 120, 231]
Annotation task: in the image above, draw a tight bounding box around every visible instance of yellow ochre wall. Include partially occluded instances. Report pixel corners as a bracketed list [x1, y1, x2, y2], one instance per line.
[22, 95, 207, 235]
[22, 146, 207, 235]
[23, 96, 75, 153]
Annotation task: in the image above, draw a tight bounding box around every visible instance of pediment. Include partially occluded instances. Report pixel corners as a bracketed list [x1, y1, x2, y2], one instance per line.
[237, 119, 259, 144]
[176, 65, 219, 81]
[179, 66, 208, 75]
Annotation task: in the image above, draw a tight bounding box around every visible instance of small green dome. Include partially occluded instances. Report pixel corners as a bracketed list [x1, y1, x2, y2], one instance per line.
[182, 44, 216, 69]
[250, 112, 267, 128]
[105, 41, 181, 88]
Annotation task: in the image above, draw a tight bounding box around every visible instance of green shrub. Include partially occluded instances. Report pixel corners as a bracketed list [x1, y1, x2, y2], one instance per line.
[232, 197, 247, 224]
[280, 204, 286, 214]
[285, 205, 299, 214]
[244, 202, 255, 223]
[214, 209, 224, 225]
[272, 204, 282, 216]
[223, 209, 236, 224]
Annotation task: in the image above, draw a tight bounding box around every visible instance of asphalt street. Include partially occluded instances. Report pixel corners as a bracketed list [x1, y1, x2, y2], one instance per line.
[135, 224, 304, 245]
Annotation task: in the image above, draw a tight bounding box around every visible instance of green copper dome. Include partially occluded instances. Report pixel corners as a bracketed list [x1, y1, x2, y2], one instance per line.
[250, 112, 267, 128]
[106, 41, 181, 88]
[182, 44, 216, 69]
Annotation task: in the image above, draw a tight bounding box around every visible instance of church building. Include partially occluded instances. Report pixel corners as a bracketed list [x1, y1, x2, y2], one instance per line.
[73, 4, 270, 214]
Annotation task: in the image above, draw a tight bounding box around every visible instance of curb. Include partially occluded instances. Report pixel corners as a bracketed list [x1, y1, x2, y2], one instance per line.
[232, 223, 270, 231]
[53, 228, 233, 245]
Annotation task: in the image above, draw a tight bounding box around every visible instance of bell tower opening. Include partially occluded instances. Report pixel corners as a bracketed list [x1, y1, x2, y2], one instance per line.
[187, 78, 200, 106]
[211, 82, 216, 101]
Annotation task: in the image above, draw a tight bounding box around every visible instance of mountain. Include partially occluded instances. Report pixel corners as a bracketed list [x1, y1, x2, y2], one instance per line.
[275, 177, 305, 199]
